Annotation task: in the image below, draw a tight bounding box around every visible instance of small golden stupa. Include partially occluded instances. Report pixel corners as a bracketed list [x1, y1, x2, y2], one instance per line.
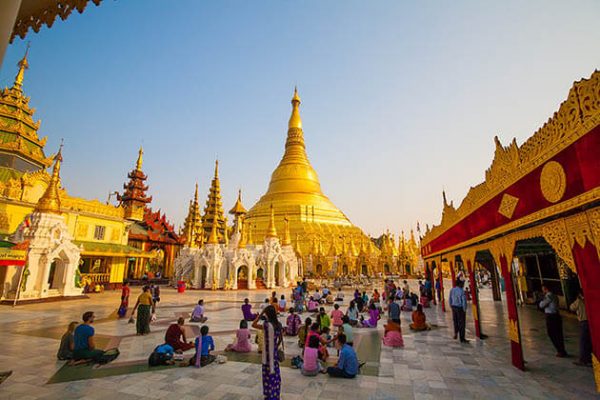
[245, 88, 372, 259]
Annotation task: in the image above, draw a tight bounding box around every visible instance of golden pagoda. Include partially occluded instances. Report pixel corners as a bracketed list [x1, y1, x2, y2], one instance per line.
[244, 88, 375, 262]
[181, 183, 203, 247]
[201, 160, 227, 243]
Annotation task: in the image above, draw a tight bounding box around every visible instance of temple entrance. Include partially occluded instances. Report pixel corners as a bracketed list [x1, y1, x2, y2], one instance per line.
[316, 264, 322, 275]
[200, 265, 207, 289]
[47, 259, 65, 290]
[255, 267, 265, 289]
[361, 265, 368, 275]
[384, 264, 390, 274]
[256, 267, 264, 280]
[342, 264, 348, 275]
[274, 262, 280, 286]
[405, 263, 411, 275]
[237, 265, 248, 290]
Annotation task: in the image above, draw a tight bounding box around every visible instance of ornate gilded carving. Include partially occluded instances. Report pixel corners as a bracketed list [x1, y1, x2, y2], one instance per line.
[592, 353, 600, 392]
[542, 220, 576, 273]
[498, 193, 519, 219]
[508, 318, 520, 344]
[423, 71, 600, 248]
[540, 161, 567, 203]
[565, 213, 593, 249]
[586, 207, 600, 254]
[11, 1, 104, 42]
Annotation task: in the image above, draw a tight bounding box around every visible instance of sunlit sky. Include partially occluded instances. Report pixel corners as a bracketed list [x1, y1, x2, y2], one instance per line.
[2, 1, 599, 237]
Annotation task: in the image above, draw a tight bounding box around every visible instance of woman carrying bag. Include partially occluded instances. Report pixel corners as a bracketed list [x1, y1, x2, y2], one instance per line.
[253, 305, 283, 400]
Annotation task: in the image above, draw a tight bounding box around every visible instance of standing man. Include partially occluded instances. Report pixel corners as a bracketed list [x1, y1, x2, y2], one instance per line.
[570, 290, 592, 366]
[449, 280, 468, 343]
[539, 285, 567, 357]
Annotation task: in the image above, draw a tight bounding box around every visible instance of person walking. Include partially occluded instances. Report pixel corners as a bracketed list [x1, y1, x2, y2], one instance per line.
[539, 285, 567, 357]
[132, 286, 155, 335]
[570, 291, 592, 366]
[253, 305, 283, 400]
[449, 280, 468, 343]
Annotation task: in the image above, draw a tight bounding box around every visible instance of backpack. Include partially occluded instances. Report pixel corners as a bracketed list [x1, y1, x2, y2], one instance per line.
[148, 348, 171, 367]
[98, 348, 120, 365]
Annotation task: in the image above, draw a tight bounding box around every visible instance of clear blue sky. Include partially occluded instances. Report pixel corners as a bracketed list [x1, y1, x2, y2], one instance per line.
[2, 1, 599, 237]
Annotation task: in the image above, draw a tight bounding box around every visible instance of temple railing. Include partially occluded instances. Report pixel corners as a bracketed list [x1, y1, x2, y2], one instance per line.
[81, 273, 110, 284]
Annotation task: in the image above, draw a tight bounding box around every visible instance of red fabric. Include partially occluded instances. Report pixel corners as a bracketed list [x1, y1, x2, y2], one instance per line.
[466, 260, 481, 338]
[424, 126, 600, 256]
[165, 324, 194, 351]
[572, 241, 600, 366]
[499, 255, 525, 370]
[439, 263, 446, 312]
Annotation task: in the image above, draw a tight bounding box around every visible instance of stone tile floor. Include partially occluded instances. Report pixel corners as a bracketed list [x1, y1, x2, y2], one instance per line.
[0, 280, 596, 399]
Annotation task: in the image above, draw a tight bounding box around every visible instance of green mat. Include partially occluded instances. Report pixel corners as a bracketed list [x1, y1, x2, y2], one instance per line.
[47, 361, 178, 384]
[355, 330, 381, 376]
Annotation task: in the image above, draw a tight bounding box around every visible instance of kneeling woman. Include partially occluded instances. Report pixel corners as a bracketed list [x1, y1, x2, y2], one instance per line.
[382, 319, 404, 348]
[225, 320, 252, 353]
[410, 304, 430, 331]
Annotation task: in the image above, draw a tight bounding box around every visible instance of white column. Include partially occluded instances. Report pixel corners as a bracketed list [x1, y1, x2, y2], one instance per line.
[0, 0, 21, 69]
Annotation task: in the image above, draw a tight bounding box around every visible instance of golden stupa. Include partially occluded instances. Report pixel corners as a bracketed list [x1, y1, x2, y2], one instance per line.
[245, 88, 372, 258]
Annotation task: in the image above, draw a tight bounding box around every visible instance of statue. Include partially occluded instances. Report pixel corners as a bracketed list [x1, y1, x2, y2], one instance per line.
[20, 266, 30, 292]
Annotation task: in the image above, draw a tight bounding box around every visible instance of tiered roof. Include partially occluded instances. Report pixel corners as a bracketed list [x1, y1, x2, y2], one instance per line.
[201, 160, 227, 243]
[181, 184, 203, 247]
[118, 147, 152, 209]
[129, 208, 181, 245]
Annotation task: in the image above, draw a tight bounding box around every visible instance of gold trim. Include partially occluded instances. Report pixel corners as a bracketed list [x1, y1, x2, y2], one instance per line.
[498, 193, 519, 219]
[540, 161, 567, 203]
[593, 353, 600, 392]
[509, 318, 520, 344]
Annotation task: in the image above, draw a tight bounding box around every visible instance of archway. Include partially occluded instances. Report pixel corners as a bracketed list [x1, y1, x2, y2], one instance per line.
[48, 258, 66, 290]
[405, 263, 411, 275]
[200, 265, 207, 289]
[361, 265, 368, 276]
[316, 264, 322, 275]
[384, 264, 390, 275]
[237, 265, 248, 290]
[256, 267, 264, 280]
[342, 264, 348, 275]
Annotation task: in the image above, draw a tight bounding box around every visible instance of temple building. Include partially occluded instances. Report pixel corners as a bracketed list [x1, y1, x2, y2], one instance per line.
[420, 70, 600, 390]
[244, 88, 378, 277]
[0, 52, 179, 301]
[174, 168, 299, 290]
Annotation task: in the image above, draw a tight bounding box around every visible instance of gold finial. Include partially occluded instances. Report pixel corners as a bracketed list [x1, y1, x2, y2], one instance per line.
[207, 216, 219, 244]
[266, 204, 278, 238]
[214, 159, 219, 178]
[135, 146, 143, 171]
[237, 219, 247, 249]
[36, 141, 63, 214]
[288, 87, 302, 129]
[14, 42, 30, 90]
[282, 216, 291, 245]
[194, 182, 199, 202]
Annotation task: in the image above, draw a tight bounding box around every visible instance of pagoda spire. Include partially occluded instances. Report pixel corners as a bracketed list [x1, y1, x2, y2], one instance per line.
[237, 219, 247, 249]
[201, 159, 226, 243]
[136, 146, 143, 171]
[207, 216, 219, 244]
[118, 147, 152, 221]
[35, 143, 62, 214]
[13, 43, 30, 91]
[266, 204, 278, 238]
[289, 86, 302, 129]
[182, 183, 202, 247]
[229, 189, 247, 234]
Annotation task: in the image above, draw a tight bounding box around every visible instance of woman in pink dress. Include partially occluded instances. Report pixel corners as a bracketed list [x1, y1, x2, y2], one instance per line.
[225, 320, 252, 353]
[331, 304, 344, 328]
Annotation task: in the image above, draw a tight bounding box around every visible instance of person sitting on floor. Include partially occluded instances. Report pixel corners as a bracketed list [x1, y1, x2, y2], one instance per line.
[313, 290, 322, 304]
[318, 307, 331, 331]
[335, 289, 344, 302]
[382, 319, 404, 347]
[299, 335, 325, 376]
[331, 304, 344, 328]
[298, 317, 312, 348]
[401, 296, 413, 312]
[57, 321, 78, 360]
[165, 317, 194, 352]
[286, 308, 302, 336]
[149, 343, 175, 366]
[73, 311, 105, 363]
[306, 323, 329, 361]
[325, 292, 335, 305]
[346, 300, 359, 326]
[360, 303, 380, 328]
[327, 334, 358, 379]
[410, 304, 431, 331]
[340, 316, 354, 347]
[307, 296, 319, 313]
[242, 298, 257, 321]
[189, 325, 215, 367]
[225, 320, 252, 353]
[190, 299, 207, 323]
[278, 295, 287, 313]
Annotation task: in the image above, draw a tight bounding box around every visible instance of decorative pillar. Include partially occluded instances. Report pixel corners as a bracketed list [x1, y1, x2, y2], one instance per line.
[545, 209, 600, 392]
[449, 259, 456, 287]
[439, 256, 446, 312]
[465, 258, 482, 338]
[491, 240, 525, 370]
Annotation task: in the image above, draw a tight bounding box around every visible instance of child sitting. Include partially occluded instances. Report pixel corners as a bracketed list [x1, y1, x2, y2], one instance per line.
[286, 308, 302, 336]
[189, 325, 215, 367]
[278, 295, 287, 313]
[331, 304, 344, 328]
[299, 335, 325, 376]
[225, 320, 252, 353]
[307, 297, 319, 312]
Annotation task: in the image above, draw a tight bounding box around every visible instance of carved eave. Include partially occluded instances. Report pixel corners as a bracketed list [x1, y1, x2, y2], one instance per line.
[11, 0, 104, 42]
[422, 70, 600, 247]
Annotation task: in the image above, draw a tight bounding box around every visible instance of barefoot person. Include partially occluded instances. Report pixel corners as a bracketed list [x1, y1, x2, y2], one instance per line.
[73, 311, 105, 363]
[57, 321, 78, 360]
[165, 317, 194, 352]
[190, 299, 208, 323]
[225, 320, 252, 353]
[253, 305, 283, 400]
[132, 286, 155, 335]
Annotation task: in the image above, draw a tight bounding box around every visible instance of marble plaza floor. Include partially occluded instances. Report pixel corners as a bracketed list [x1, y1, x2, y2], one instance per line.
[0, 280, 596, 400]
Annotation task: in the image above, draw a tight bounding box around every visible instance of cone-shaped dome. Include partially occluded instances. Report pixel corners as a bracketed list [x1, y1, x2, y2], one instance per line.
[246, 88, 363, 255]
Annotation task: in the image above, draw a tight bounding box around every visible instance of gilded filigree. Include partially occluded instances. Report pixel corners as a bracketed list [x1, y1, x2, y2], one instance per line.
[542, 220, 576, 273]
[565, 213, 593, 249]
[509, 319, 520, 344]
[540, 161, 567, 203]
[498, 193, 519, 219]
